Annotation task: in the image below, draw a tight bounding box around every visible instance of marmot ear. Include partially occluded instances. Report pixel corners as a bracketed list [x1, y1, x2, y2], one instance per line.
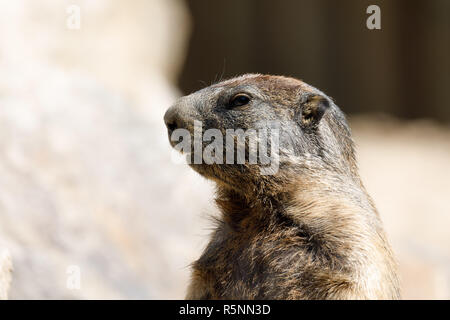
[300, 94, 330, 127]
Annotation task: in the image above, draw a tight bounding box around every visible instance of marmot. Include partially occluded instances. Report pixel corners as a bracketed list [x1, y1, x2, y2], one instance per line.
[164, 74, 400, 299]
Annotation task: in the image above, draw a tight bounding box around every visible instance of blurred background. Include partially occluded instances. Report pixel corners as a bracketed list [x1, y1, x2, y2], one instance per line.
[0, 0, 448, 299]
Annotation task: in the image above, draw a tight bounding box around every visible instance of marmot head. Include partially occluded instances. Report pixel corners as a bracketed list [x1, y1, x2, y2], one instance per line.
[164, 74, 357, 196]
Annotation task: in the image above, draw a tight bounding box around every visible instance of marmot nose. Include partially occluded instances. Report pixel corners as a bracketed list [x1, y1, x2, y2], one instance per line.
[164, 105, 183, 135]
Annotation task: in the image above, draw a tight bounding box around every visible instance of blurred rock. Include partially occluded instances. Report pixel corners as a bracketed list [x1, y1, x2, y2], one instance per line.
[0, 0, 215, 299]
[0, 250, 13, 300]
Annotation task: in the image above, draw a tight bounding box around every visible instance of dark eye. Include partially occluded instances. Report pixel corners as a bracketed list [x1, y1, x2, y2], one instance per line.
[229, 93, 251, 108]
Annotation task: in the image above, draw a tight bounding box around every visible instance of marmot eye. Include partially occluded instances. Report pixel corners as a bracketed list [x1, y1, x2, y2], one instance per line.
[229, 93, 251, 108]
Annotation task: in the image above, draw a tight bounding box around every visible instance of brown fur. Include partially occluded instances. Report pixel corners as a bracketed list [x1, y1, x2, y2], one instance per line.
[164, 74, 400, 299]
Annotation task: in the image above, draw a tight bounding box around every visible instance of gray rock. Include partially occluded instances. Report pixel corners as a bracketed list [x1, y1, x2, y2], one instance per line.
[0, 250, 12, 300]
